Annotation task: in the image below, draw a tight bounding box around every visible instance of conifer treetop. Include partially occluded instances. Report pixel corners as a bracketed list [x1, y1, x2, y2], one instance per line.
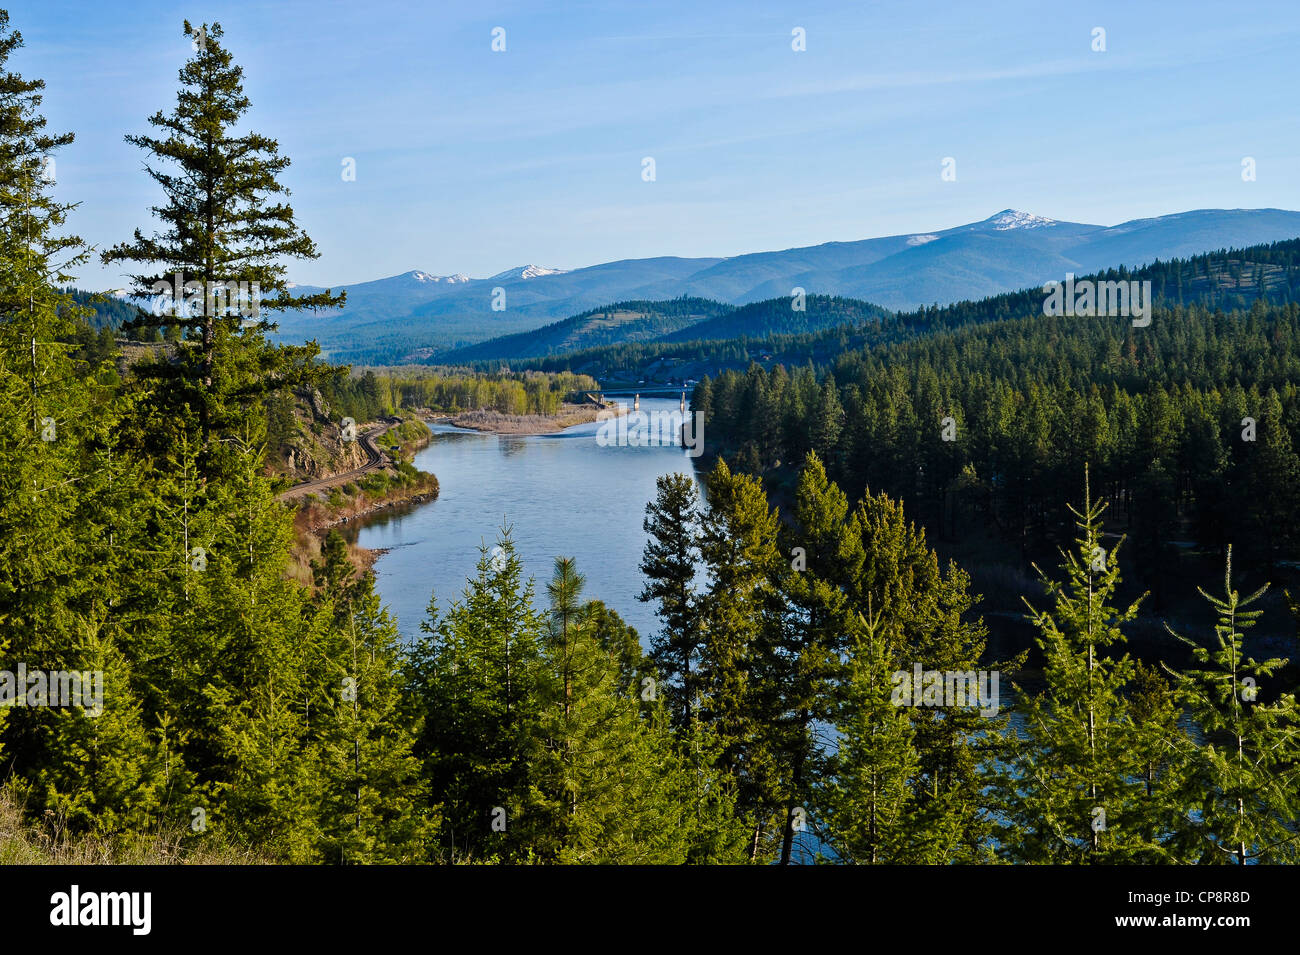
[103, 20, 343, 328]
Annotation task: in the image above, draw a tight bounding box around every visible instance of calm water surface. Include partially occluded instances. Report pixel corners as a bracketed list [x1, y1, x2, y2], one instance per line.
[350, 397, 701, 640]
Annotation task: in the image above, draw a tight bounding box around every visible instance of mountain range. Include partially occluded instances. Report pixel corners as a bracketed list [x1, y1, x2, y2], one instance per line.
[266, 207, 1300, 364]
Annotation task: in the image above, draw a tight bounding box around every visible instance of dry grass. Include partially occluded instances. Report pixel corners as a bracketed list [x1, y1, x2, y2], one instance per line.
[0, 789, 268, 865]
[285, 476, 437, 588]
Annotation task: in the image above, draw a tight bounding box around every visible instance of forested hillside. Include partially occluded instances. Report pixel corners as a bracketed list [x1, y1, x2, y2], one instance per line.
[442, 297, 731, 362]
[446, 294, 891, 364]
[484, 240, 1300, 387]
[697, 298, 1300, 611]
[656, 294, 891, 343]
[257, 207, 1300, 367]
[59, 287, 139, 329]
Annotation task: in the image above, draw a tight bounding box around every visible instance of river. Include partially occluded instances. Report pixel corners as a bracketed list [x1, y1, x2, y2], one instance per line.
[349, 396, 701, 640]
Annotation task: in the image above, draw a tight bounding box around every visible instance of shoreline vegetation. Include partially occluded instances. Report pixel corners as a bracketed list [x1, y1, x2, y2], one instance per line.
[285, 417, 439, 583]
[291, 477, 438, 581]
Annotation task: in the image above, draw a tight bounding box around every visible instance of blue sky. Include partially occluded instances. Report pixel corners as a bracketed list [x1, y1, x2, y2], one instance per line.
[10, 0, 1300, 288]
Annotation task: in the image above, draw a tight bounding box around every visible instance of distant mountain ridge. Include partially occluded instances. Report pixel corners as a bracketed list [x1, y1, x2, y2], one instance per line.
[497, 236, 1300, 388]
[251, 207, 1300, 363]
[442, 294, 895, 364]
[442, 298, 733, 363]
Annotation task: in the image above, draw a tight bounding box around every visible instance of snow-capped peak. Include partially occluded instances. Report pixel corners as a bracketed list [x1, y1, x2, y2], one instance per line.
[406, 270, 470, 284]
[984, 209, 1057, 230]
[489, 264, 568, 282]
[521, 265, 565, 279]
[907, 234, 939, 246]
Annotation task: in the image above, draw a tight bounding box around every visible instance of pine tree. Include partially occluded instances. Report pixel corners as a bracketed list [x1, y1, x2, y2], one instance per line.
[102, 20, 342, 477]
[408, 531, 545, 862]
[817, 608, 925, 863]
[995, 471, 1154, 862]
[638, 472, 702, 733]
[775, 452, 859, 863]
[697, 457, 785, 860]
[312, 567, 435, 863]
[1164, 546, 1300, 863]
[810, 374, 844, 464]
[1243, 392, 1300, 566]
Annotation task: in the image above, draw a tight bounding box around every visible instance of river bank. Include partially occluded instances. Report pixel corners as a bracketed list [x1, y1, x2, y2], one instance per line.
[285, 418, 439, 584]
[289, 476, 439, 583]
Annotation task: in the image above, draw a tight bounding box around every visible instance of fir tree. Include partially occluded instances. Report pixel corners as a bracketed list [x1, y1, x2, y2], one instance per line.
[585, 599, 647, 696]
[1164, 547, 1300, 863]
[535, 557, 719, 862]
[0, 10, 143, 824]
[775, 453, 859, 863]
[1126, 660, 1190, 853]
[845, 483, 1007, 861]
[170, 441, 327, 860]
[35, 617, 180, 837]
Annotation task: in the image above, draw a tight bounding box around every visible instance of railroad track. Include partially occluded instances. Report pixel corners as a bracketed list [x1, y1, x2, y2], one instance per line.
[277, 419, 397, 501]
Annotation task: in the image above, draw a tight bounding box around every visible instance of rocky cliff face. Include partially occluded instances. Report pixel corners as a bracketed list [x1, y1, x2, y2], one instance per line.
[268, 388, 367, 481]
